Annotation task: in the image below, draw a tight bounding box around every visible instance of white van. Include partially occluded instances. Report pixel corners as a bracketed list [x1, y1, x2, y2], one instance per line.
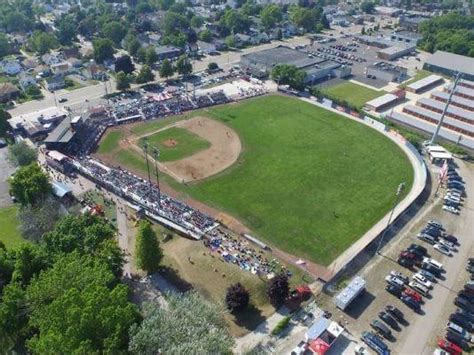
[409, 281, 429, 296]
[423, 257, 443, 271]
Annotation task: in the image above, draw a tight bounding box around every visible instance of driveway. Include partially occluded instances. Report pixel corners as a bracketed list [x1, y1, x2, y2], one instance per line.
[0, 146, 15, 208]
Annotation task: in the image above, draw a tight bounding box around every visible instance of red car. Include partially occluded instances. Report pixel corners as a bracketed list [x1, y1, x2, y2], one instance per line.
[438, 338, 462, 355]
[399, 251, 416, 260]
[402, 287, 423, 303]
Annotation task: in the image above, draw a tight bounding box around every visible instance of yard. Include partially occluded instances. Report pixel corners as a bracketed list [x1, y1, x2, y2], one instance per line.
[0, 206, 25, 249]
[322, 81, 386, 109]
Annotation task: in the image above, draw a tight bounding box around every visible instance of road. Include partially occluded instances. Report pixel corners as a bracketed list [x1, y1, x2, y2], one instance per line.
[0, 146, 15, 208]
[8, 36, 311, 118]
[396, 159, 474, 354]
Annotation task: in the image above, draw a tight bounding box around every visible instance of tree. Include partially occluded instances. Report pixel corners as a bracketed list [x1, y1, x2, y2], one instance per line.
[0, 282, 28, 348]
[190, 15, 204, 28]
[0, 33, 10, 59]
[135, 220, 162, 274]
[261, 4, 282, 29]
[276, 28, 283, 40]
[93, 38, 115, 64]
[225, 283, 249, 312]
[29, 31, 58, 55]
[198, 29, 213, 43]
[271, 64, 306, 90]
[360, 1, 375, 14]
[0, 109, 12, 137]
[115, 55, 135, 74]
[129, 292, 234, 353]
[25, 253, 139, 353]
[289, 6, 321, 32]
[207, 62, 219, 71]
[267, 273, 289, 307]
[56, 16, 77, 45]
[225, 35, 235, 48]
[18, 196, 62, 243]
[163, 12, 189, 36]
[219, 9, 250, 35]
[11, 244, 49, 286]
[126, 37, 141, 57]
[9, 164, 52, 207]
[175, 55, 193, 77]
[116, 71, 131, 91]
[136, 65, 154, 84]
[159, 59, 175, 79]
[8, 141, 37, 167]
[102, 21, 127, 46]
[145, 46, 158, 66]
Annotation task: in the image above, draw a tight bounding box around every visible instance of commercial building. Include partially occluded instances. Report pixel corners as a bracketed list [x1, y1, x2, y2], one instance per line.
[405, 74, 444, 93]
[377, 44, 415, 61]
[240, 45, 351, 82]
[431, 91, 474, 112]
[8, 107, 68, 140]
[390, 31, 422, 46]
[305, 317, 345, 354]
[424, 51, 474, 81]
[155, 46, 182, 61]
[416, 97, 473, 124]
[446, 83, 474, 101]
[366, 62, 408, 82]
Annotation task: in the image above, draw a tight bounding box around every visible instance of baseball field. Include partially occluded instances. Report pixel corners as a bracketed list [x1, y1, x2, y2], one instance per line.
[96, 95, 414, 265]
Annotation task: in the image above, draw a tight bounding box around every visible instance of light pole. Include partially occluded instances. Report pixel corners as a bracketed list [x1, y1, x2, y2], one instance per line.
[152, 147, 161, 208]
[376, 182, 406, 255]
[141, 139, 152, 189]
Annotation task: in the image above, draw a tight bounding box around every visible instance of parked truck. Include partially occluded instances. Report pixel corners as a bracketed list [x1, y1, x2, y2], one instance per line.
[334, 276, 366, 311]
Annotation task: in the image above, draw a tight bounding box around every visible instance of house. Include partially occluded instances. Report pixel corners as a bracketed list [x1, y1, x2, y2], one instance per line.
[61, 47, 80, 59]
[0, 59, 22, 75]
[18, 73, 37, 91]
[0, 83, 20, 103]
[51, 62, 71, 75]
[45, 75, 66, 91]
[84, 62, 107, 81]
[234, 33, 252, 47]
[41, 53, 63, 66]
[155, 46, 182, 61]
[22, 58, 39, 70]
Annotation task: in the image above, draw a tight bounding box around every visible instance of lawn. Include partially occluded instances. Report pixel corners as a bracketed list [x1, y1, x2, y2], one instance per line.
[96, 130, 122, 154]
[139, 127, 211, 162]
[322, 81, 385, 109]
[0, 206, 25, 249]
[104, 95, 414, 265]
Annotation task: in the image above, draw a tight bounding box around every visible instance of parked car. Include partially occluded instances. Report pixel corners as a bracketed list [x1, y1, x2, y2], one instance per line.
[422, 227, 443, 238]
[398, 257, 414, 268]
[403, 287, 423, 303]
[441, 234, 459, 245]
[385, 305, 404, 323]
[417, 233, 437, 244]
[423, 258, 444, 272]
[413, 273, 433, 289]
[427, 220, 444, 230]
[446, 322, 472, 342]
[419, 269, 436, 282]
[455, 297, 474, 313]
[378, 311, 399, 329]
[455, 308, 474, 323]
[439, 239, 456, 251]
[290, 340, 308, 355]
[446, 331, 469, 351]
[409, 244, 427, 255]
[401, 295, 421, 312]
[409, 281, 429, 297]
[434, 243, 452, 256]
[437, 338, 462, 355]
[371, 320, 392, 339]
[385, 275, 406, 288]
[421, 263, 441, 277]
[443, 205, 460, 215]
[449, 313, 473, 332]
[386, 284, 403, 297]
[389, 270, 409, 284]
[361, 331, 389, 355]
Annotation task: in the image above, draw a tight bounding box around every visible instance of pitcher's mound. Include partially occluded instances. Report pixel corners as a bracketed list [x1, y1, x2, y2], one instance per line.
[163, 138, 178, 147]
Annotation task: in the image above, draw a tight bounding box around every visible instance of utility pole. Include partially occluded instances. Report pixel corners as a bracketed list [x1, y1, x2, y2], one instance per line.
[376, 182, 406, 255]
[429, 72, 462, 145]
[152, 147, 161, 208]
[142, 139, 152, 189]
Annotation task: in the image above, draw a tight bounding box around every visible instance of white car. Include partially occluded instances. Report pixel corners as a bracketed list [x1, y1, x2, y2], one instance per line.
[413, 273, 433, 289]
[434, 243, 451, 256]
[438, 239, 456, 251]
[443, 205, 459, 215]
[390, 270, 409, 284]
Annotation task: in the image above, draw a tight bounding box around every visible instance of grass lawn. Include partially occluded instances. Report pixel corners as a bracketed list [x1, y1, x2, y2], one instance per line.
[0, 206, 25, 249]
[399, 69, 433, 88]
[140, 127, 211, 162]
[64, 79, 85, 91]
[104, 95, 414, 265]
[322, 81, 385, 109]
[97, 131, 123, 154]
[131, 115, 187, 136]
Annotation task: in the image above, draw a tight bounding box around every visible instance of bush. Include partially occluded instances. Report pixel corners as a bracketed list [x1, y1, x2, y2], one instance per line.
[271, 316, 291, 336]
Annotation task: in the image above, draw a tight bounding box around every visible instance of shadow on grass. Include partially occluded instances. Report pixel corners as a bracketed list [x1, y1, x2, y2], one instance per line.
[159, 266, 193, 292]
[231, 304, 267, 332]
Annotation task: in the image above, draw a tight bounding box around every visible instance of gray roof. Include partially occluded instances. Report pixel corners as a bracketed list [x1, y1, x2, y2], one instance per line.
[404, 104, 473, 133]
[155, 46, 181, 55]
[378, 44, 414, 56]
[431, 91, 474, 111]
[407, 74, 443, 91]
[417, 97, 474, 122]
[366, 93, 398, 109]
[388, 111, 474, 149]
[44, 118, 75, 144]
[426, 51, 474, 77]
[242, 46, 320, 69]
[447, 83, 474, 98]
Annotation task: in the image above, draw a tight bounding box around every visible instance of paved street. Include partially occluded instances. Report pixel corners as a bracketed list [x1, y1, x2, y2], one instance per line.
[0, 146, 15, 208]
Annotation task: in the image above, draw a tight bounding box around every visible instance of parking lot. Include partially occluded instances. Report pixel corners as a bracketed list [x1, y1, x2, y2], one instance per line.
[312, 157, 473, 354]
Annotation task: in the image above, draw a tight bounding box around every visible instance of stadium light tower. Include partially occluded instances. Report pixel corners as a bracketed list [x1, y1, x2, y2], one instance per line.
[429, 72, 462, 145]
[141, 139, 152, 188]
[376, 182, 406, 255]
[152, 147, 162, 208]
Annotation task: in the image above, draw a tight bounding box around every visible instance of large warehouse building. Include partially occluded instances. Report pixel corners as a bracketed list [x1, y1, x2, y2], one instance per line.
[240, 45, 351, 83]
[424, 51, 474, 81]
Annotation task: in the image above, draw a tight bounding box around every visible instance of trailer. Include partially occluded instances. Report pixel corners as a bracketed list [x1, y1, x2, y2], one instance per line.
[334, 276, 366, 310]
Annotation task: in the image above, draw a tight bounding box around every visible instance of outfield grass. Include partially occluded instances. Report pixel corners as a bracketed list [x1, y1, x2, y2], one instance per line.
[108, 95, 414, 265]
[0, 206, 25, 249]
[322, 81, 385, 109]
[97, 131, 122, 154]
[140, 127, 211, 162]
